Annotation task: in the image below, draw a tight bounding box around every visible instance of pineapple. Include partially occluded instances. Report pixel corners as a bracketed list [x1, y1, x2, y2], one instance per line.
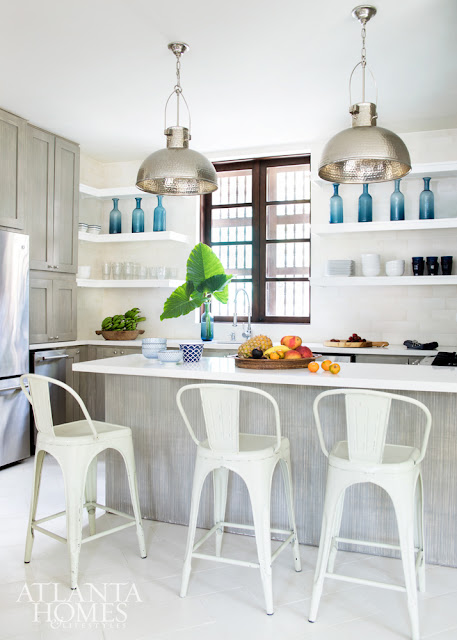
[237, 335, 273, 358]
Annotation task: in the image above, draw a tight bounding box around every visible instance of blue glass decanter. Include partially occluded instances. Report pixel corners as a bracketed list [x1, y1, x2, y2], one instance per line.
[329, 183, 343, 223]
[358, 184, 372, 223]
[131, 197, 144, 233]
[390, 179, 405, 221]
[201, 299, 214, 341]
[153, 195, 166, 232]
[109, 198, 122, 234]
[419, 177, 434, 219]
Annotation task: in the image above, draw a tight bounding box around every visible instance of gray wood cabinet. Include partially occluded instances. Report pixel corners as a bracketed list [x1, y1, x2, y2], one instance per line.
[29, 271, 77, 343]
[0, 108, 26, 230]
[27, 126, 79, 273]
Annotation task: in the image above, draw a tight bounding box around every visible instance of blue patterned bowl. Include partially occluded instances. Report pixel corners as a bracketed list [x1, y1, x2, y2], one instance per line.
[179, 342, 204, 363]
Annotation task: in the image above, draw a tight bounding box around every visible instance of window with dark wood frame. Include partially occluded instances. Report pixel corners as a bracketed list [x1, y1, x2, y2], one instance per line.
[201, 155, 311, 324]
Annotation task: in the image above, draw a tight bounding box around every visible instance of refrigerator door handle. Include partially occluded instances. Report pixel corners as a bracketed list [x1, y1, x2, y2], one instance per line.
[38, 355, 70, 362]
[0, 383, 28, 392]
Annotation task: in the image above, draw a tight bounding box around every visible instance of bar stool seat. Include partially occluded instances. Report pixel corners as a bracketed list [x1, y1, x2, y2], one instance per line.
[20, 374, 147, 590]
[330, 441, 421, 471]
[177, 383, 302, 615]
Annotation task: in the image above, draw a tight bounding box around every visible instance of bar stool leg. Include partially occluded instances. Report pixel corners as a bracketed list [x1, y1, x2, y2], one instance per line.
[85, 456, 97, 536]
[213, 467, 229, 557]
[245, 466, 275, 615]
[118, 441, 147, 559]
[327, 490, 345, 574]
[24, 449, 46, 563]
[62, 455, 86, 590]
[279, 456, 301, 572]
[181, 461, 210, 598]
[415, 473, 426, 593]
[309, 472, 346, 622]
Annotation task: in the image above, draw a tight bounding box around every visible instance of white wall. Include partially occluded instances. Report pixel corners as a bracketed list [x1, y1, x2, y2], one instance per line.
[78, 128, 457, 346]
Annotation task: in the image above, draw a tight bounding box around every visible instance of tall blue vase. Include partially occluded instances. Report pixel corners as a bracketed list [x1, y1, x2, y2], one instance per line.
[390, 179, 405, 221]
[329, 183, 343, 223]
[153, 195, 166, 232]
[109, 198, 122, 234]
[358, 184, 372, 222]
[201, 299, 214, 341]
[131, 197, 144, 233]
[419, 177, 434, 219]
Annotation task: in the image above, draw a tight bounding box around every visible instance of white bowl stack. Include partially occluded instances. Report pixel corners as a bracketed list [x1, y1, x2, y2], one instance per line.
[325, 259, 355, 277]
[361, 253, 381, 277]
[87, 224, 101, 235]
[142, 338, 167, 359]
[78, 222, 88, 233]
[385, 259, 405, 276]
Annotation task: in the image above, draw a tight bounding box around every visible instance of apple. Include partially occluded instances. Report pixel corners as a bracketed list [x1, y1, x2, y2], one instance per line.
[284, 349, 302, 360]
[281, 335, 302, 350]
[296, 345, 314, 358]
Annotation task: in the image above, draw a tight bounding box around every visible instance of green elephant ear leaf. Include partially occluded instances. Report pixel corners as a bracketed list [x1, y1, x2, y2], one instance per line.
[196, 274, 232, 295]
[213, 284, 230, 304]
[160, 283, 205, 320]
[186, 243, 226, 284]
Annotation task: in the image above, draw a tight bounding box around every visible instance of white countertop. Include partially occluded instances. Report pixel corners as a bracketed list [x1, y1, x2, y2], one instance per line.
[30, 338, 454, 357]
[73, 354, 457, 393]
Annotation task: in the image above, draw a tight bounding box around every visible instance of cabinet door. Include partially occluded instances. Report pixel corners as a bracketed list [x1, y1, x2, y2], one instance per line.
[54, 137, 79, 273]
[0, 109, 26, 230]
[53, 277, 77, 341]
[27, 126, 55, 270]
[29, 275, 53, 343]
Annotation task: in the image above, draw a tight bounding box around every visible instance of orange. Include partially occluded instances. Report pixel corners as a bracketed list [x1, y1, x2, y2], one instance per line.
[329, 363, 341, 375]
[321, 359, 332, 371]
[308, 362, 319, 373]
[269, 351, 280, 360]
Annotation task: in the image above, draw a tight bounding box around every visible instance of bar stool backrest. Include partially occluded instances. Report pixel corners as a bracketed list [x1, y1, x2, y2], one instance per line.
[176, 383, 282, 453]
[20, 374, 99, 439]
[313, 389, 432, 465]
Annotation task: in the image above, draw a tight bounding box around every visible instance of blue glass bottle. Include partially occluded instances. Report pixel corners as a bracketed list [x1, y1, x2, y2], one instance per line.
[201, 299, 214, 341]
[419, 177, 434, 219]
[109, 198, 122, 234]
[153, 195, 166, 232]
[390, 179, 405, 221]
[329, 183, 343, 223]
[131, 197, 144, 233]
[358, 184, 372, 222]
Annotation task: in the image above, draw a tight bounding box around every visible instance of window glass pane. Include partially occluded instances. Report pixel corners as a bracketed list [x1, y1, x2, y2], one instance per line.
[266, 280, 309, 318]
[212, 244, 252, 280]
[266, 203, 310, 240]
[211, 207, 252, 243]
[211, 280, 252, 318]
[266, 242, 310, 278]
[212, 169, 252, 206]
[267, 164, 310, 202]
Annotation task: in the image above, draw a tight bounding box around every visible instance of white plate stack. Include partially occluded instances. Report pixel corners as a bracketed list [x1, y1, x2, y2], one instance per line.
[361, 253, 381, 276]
[325, 259, 355, 277]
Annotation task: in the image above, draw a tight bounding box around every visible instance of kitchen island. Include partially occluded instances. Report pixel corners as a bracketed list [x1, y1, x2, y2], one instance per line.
[73, 355, 457, 567]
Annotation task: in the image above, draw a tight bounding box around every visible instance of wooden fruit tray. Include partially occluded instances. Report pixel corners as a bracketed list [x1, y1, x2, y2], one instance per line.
[235, 356, 316, 369]
[95, 329, 145, 341]
[323, 340, 389, 348]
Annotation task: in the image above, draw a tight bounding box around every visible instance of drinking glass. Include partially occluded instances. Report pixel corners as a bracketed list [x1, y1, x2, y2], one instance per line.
[123, 262, 133, 280]
[102, 262, 111, 280]
[133, 263, 141, 279]
[139, 266, 148, 279]
[156, 266, 166, 280]
[112, 262, 123, 280]
[148, 266, 158, 279]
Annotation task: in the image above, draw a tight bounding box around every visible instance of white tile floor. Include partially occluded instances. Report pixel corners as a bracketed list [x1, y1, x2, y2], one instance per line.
[1, 455, 457, 640]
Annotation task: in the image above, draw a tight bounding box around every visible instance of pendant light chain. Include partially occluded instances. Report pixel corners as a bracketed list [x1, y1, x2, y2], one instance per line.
[174, 52, 182, 126]
[360, 21, 367, 102]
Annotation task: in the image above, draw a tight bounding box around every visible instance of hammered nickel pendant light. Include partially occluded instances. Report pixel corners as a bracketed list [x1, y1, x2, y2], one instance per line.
[136, 43, 218, 196]
[319, 6, 411, 183]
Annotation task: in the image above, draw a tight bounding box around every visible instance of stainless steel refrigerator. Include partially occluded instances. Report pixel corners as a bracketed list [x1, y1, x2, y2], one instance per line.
[0, 229, 30, 466]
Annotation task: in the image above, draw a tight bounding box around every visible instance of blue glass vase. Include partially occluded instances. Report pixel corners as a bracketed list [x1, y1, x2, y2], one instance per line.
[329, 183, 343, 223]
[131, 197, 144, 233]
[109, 198, 122, 234]
[201, 299, 214, 341]
[358, 184, 372, 222]
[390, 179, 405, 221]
[153, 195, 166, 232]
[419, 177, 434, 219]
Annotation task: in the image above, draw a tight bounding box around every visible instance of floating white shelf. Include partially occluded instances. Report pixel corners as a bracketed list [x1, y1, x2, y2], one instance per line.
[78, 231, 189, 244]
[311, 161, 457, 184]
[312, 217, 457, 236]
[311, 275, 457, 287]
[76, 279, 182, 288]
[79, 184, 154, 199]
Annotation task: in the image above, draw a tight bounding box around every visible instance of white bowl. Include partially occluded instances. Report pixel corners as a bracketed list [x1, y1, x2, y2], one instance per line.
[77, 266, 91, 279]
[87, 227, 101, 235]
[362, 266, 381, 277]
[157, 350, 183, 364]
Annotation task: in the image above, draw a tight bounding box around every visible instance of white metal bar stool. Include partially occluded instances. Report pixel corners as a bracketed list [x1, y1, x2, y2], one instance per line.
[20, 374, 147, 589]
[309, 389, 432, 640]
[177, 383, 302, 615]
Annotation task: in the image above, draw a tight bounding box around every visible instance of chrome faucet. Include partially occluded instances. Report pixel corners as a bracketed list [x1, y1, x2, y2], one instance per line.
[232, 289, 252, 340]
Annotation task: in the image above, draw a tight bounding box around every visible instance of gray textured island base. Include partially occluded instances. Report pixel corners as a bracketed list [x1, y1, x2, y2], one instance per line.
[104, 374, 457, 567]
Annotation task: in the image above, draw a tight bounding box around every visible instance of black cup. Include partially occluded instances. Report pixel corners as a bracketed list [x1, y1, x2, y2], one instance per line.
[426, 256, 439, 276]
[412, 257, 424, 276]
[441, 256, 453, 276]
